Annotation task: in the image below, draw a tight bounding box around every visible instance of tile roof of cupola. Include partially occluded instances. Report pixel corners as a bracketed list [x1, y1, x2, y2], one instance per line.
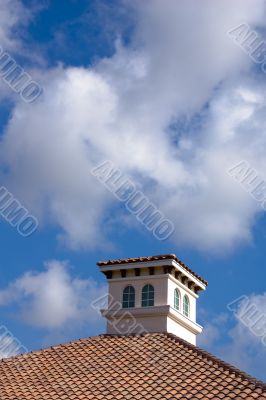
[97, 253, 208, 286]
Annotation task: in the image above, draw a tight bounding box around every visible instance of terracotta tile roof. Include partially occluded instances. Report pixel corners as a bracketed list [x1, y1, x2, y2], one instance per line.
[0, 332, 265, 399]
[97, 254, 208, 286]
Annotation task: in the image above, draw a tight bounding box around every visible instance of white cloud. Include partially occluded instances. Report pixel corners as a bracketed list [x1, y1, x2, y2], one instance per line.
[0, 260, 107, 331]
[198, 294, 266, 380]
[198, 313, 228, 347]
[0, 0, 30, 51]
[1, 0, 266, 252]
[0, 0, 40, 102]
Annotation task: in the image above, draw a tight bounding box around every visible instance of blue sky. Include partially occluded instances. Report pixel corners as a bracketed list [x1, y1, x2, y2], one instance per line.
[0, 0, 266, 381]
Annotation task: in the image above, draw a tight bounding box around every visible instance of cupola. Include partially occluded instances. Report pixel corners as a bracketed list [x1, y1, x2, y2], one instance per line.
[98, 254, 207, 345]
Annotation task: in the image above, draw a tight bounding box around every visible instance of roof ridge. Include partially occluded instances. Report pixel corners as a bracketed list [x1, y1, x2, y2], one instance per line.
[1, 332, 265, 391]
[165, 332, 266, 390]
[0, 335, 100, 363]
[101, 332, 266, 390]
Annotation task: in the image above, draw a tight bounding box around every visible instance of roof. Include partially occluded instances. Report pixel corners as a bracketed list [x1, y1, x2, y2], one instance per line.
[0, 333, 265, 399]
[97, 253, 208, 286]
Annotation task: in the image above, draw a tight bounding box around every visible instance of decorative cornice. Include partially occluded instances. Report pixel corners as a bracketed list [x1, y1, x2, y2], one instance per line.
[98, 254, 208, 286]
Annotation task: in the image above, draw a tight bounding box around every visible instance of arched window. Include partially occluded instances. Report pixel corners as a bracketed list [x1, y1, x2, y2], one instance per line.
[142, 284, 154, 307]
[174, 289, 180, 310]
[122, 286, 135, 308]
[183, 295, 190, 317]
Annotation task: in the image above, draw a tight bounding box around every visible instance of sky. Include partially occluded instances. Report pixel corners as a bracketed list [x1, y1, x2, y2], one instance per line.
[0, 0, 266, 381]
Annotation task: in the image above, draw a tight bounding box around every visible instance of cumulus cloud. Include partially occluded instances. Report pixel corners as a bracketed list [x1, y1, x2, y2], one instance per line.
[1, 0, 266, 252]
[0, 0, 30, 51]
[0, 260, 107, 331]
[225, 293, 266, 377]
[198, 313, 228, 347]
[198, 293, 266, 380]
[0, 0, 33, 101]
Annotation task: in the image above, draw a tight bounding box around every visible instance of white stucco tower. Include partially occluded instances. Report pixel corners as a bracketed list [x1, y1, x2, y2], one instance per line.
[98, 254, 207, 345]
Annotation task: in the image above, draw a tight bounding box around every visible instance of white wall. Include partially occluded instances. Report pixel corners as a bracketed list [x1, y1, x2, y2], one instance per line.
[108, 275, 168, 308]
[167, 277, 197, 322]
[104, 271, 201, 345]
[107, 315, 167, 335]
[167, 316, 196, 345]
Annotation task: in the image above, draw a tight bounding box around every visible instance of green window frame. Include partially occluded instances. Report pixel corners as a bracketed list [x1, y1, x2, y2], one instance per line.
[142, 284, 154, 307]
[122, 286, 135, 308]
[183, 295, 190, 317]
[174, 289, 180, 310]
